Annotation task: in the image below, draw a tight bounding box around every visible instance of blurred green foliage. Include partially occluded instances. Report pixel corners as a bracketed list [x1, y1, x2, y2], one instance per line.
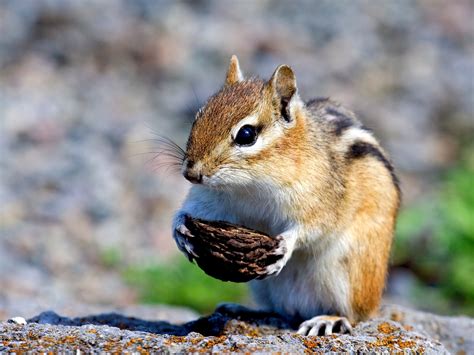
[124, 258, 248, 314]
[393, 147, 474, 315]
[100, 247, 122, 268]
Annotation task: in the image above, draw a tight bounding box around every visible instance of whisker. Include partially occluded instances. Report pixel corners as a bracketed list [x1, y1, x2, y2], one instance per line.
[128, 151, 182, 158]
[144, 152, 181, 168]
[191, 83, 202, 108]
[149, 161, 183, 175]
[131, 129, 186, 177]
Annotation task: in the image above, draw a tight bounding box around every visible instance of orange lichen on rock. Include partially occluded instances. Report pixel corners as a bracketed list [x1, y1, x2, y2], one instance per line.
[297, 334, 324, 352]
[189, 335, 205, 345]
[186, 335, 229, 353]
[60, 335, 77, 344]
[372, 335, 417, 350]
[165, 335, 187, 345]
[377, 322, 400, 334]
[223, 320, 262, 337]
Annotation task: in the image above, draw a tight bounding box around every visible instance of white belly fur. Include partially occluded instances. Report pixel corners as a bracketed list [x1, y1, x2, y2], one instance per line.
[180, 185, 351, 320]
[250, 239, 351, 320]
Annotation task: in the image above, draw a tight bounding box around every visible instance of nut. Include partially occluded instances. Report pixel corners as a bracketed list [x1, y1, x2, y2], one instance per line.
[183, 216, 282, 282]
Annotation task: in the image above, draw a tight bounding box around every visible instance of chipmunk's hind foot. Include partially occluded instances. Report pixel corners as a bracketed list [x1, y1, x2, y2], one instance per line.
[297, 315, 352, 336]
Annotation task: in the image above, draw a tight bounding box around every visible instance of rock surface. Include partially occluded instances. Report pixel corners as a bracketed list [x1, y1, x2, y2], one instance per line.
[0, 302, 200, 326]
[2, 304, 469, 353]
[380, 304, 474, 355]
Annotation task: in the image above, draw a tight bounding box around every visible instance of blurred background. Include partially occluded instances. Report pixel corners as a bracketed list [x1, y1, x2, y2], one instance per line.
[1, 0, 473, 320]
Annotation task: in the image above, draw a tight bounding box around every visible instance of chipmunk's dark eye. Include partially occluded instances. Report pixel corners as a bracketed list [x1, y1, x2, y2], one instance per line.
[234, 125, 257, 146]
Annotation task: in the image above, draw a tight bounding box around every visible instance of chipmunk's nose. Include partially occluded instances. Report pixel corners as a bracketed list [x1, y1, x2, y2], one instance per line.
[183, 170, 202, 184]
[183, 159, 202, 184]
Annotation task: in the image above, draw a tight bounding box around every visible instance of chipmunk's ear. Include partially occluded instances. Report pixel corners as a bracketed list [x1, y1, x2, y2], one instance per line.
[225, 55, 244, 86]
[268, 65, 298, 122]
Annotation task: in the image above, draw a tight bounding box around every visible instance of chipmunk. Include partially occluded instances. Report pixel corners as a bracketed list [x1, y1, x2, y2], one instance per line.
[172, 55, 400, 335]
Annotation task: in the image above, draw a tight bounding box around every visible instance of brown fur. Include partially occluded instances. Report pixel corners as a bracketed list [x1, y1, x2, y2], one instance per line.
[186, 80, 264, 163]
[343, 158, 399, 321]
[184, 59, 400, 323]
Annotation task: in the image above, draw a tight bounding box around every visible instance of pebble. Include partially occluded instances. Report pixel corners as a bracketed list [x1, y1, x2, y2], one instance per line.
[7, 317, 27, 325]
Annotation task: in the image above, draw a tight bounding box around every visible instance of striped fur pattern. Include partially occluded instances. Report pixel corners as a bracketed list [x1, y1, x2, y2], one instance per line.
[173, 56, 400, 332]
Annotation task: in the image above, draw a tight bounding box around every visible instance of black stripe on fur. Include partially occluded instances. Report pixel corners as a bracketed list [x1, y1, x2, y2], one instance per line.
[348, 141, 400, 194]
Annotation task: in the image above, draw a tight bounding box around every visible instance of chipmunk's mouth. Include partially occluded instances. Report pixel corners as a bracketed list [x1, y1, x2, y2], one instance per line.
[203, 171, 252, 191]
[202, 175, 223, 189]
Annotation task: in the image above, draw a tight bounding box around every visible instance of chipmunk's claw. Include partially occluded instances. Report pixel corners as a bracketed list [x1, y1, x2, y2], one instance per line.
[297, 316, 352, 336]
[264, 235, 289, 277]
[174, 221, 198, 262]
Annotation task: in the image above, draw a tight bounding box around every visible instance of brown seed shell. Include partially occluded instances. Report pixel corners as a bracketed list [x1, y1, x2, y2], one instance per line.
[183, 216, 282, 282]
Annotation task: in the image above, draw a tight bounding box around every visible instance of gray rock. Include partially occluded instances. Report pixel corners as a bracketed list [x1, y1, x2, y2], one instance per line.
[0, 304, 460, 353]
[380, 304, 474, 355]
[0, 300, 199, 324]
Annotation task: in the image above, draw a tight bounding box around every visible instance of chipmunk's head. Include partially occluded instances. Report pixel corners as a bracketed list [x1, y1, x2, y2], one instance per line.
[182, 55, 305, 190]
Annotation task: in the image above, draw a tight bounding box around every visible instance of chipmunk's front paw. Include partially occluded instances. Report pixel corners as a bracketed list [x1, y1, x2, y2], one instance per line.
[173, 214, 198, 262]
[263, 235, 292, 277]
[297, 315, 352, 336]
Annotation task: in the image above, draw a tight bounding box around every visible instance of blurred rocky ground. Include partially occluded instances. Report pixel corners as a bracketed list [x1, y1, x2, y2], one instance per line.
[0, 0, 473, 318]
